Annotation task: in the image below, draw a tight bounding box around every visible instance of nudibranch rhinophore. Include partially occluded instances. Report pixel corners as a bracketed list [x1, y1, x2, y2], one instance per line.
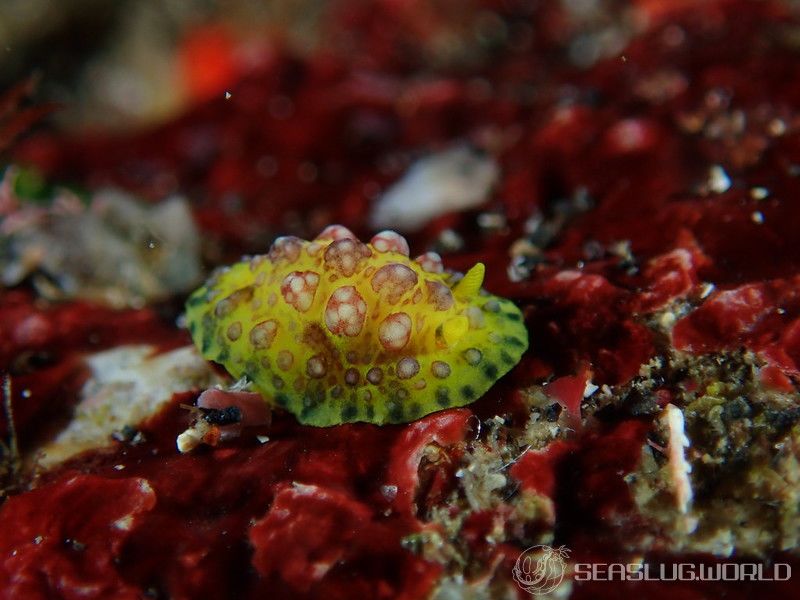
[185, 226, 528, 426]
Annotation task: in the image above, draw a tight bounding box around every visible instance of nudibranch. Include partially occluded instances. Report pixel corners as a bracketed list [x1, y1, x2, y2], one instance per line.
[185, 226, 528, 426]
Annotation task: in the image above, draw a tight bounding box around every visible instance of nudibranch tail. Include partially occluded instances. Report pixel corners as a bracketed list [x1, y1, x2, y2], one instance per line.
[185, 226, 528, 426]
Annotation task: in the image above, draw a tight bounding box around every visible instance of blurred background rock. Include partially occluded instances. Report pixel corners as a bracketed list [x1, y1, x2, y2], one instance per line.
[0, 0, 327, 130]
[0, 0, 648, 132]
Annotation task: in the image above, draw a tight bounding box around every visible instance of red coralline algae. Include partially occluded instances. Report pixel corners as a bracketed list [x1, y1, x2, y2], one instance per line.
[521, 271, 655, 385]
[673, 277, 800, 375]
[0, 290, 186, 443]
[510, 440, 576, 499]
[544, 372, 589, 428]
[635, 232, 713, 312]
[250, 482, 442, 599]
[385, 409, 472, 515]
[0, 475, 156, 599]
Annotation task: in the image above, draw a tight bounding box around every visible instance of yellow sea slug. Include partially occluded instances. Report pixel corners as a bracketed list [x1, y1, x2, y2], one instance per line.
[185, 225, 528, 426]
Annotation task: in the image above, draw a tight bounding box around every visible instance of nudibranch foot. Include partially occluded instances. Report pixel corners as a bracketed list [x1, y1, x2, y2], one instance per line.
[185, 226, 528, 426]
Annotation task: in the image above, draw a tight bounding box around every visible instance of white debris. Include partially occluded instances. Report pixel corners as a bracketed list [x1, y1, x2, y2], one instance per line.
[662, 403, 693, 515]
[751, 211, 764, 224]
[476, 211, 507, 231]
[380, 484, 398, 501]
[707, 165, 731, 194]
[767, 118, 787, 136]
[583, 380, 599, 398]
[176, 419, 211, 454]
[369, 145, 500, 232]
[437, 228, 464, 252]
[698, 282, 716, 299]
[37, 344, 220, 467]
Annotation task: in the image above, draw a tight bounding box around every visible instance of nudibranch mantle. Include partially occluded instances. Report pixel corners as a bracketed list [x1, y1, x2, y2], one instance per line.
[185, 225, 528, 426]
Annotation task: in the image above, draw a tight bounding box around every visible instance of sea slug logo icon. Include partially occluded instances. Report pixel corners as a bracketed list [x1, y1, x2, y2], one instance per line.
[512, 544, 570, 595]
